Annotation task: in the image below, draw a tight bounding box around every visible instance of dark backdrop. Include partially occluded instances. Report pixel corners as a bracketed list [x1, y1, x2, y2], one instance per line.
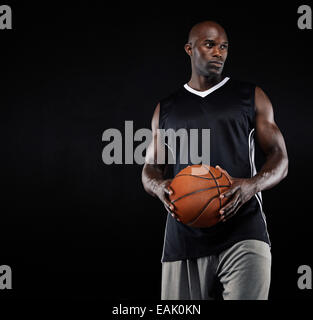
[1, 1, 312, 301]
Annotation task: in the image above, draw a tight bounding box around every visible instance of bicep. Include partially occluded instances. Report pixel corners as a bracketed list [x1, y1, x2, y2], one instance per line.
[145, 103, 167, 166]
[255, 86, 287, 156]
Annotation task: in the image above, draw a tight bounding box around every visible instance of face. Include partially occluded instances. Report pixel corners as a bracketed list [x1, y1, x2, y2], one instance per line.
[185, 26, 228, 77]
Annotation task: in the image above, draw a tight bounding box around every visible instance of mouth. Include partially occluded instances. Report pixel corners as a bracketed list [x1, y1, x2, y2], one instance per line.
[208, 61, 223, 67]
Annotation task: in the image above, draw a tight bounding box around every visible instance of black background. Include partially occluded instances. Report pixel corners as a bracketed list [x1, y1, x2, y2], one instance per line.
[1, 1, 312, 303]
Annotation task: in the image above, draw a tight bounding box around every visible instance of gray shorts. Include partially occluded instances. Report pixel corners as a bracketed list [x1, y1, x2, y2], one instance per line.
[161, 239, 271, 300]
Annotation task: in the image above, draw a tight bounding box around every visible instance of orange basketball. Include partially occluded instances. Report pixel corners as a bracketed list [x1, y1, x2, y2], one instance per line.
[169, 164, 232, 228]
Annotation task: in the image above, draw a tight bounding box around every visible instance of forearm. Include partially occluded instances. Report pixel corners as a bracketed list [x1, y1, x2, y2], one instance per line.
[251, 149, 288, 193]
[142, 164, 166, 197]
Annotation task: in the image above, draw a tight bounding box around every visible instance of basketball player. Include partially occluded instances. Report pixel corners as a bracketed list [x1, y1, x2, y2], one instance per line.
[142, 21, 288, 300]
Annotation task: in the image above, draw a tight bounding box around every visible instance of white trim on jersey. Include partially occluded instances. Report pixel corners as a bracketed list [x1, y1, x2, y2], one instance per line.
[184, 77, 230, 98]
[161, 216, 169, 263]
[248, 128, 270, 239]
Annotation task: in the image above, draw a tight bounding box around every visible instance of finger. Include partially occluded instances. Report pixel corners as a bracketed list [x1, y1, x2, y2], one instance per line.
[165, 201, 181, 221]
[221, 198, 241, 220]
[163, 203, 172, 215]
[219, 193, 240, 215]
[222, 195, 240, 215]
[222, 200, 240, 219]
[220, 186, 238, 199]
[164, 186, 173, 195]
[172, 213, 180, 221]
[222, 205, 241, 222]
[164, 198, 174, 212]
[215, 165, 233, 182]
[163, 203, 180, 221]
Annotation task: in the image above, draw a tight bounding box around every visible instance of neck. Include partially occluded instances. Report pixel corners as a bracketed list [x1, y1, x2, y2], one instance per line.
[188, 73, 223, 91]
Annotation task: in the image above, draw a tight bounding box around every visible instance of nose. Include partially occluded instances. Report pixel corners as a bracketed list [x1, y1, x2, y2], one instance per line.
[212, 46, 222, 59]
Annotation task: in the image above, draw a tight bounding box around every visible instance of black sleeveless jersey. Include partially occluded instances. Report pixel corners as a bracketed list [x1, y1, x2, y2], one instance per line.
[159, 77, 271, 262]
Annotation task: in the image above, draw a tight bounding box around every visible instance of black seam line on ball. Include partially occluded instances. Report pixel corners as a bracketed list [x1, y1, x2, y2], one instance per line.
[172, 185, 231, 204]
[187, 194, 220, 226]
[208, 168, 222, 210]
[175, 171, 223, 180]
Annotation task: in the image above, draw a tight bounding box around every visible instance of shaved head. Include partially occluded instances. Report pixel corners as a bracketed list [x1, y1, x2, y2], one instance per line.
[184, 20, 229, 81]
[188, 21, 228, 45]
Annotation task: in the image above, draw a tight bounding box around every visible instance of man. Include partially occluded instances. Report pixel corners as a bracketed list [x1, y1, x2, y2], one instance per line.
[141, 21, 288, 300]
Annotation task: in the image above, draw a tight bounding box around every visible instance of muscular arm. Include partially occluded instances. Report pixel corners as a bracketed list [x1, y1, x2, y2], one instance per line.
[218, 86, 289, 221]
[250, 86, 288, 191]
[142, 103, 175, 215]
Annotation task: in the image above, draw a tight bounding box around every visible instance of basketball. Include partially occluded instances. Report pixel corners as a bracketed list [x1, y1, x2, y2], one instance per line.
[169, 164, 232, 228]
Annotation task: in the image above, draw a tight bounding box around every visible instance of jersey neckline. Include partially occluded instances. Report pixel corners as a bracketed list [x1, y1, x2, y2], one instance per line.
[183, 77, 230, 98]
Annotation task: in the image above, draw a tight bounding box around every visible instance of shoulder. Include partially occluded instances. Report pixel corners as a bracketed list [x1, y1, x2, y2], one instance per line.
[151, 86, 185, 130]
[157, 85, 185, 129]
[254, 86, 274, 117]
[229, 78, 257, 92]
[159, 85, 186, 107]
[230, 80, 272, 106]
[227, 78, 257, 109]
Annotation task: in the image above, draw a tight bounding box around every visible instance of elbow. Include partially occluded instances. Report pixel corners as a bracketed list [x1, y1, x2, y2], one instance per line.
[141, 164, 155, 197]
[141, 165, 148, 192]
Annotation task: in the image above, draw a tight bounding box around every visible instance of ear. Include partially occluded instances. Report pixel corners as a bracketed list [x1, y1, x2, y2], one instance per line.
[184, 42, 192, 56]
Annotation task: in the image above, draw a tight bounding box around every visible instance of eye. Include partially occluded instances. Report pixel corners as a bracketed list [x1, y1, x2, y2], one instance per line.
[220, 44, 228, 50]
[205, 42, 214, 48]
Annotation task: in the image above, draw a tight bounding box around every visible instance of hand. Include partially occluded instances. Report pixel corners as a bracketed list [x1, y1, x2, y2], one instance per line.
[216, 165, 257, 223]
[156, 179, 181, 221]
